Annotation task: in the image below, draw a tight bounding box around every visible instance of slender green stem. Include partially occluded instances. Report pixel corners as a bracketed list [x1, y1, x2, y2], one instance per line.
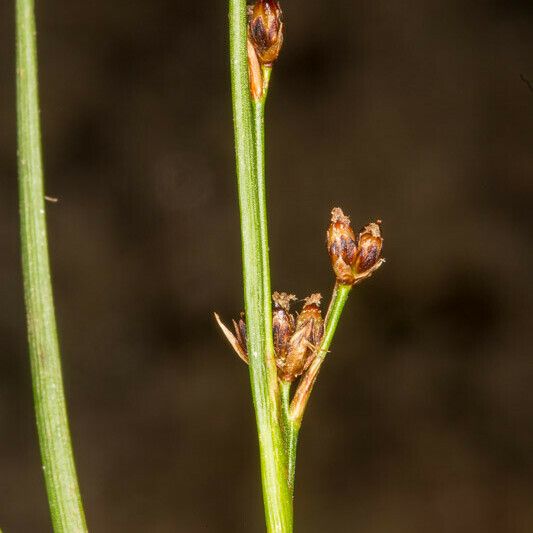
[255, 65, 299, 502]
[282, 284, 352, 494]
[253, 66, 274, 359]
[319, 284, 353, 362]
[280, 381, 299, 497]
[16, 1, 88, 531]
[290, 283, 352, 423]
[229, 2, 292, 531]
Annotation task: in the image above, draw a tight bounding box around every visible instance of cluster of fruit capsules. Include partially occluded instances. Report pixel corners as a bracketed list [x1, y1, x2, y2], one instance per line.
[326, 207, 384, 286]
[215, 207, 384, 381]
[272, 292, 323, 382]
[215, 292, 324, 383]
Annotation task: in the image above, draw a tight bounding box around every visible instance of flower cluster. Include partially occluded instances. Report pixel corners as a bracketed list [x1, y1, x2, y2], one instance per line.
[216, 207, 384, 384]
[274, 292, 324, 382]
[326, 208, 384, 286]
[216, 292, 324, 382]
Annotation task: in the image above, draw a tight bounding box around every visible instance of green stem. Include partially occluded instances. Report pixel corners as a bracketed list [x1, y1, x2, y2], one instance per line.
[290, 283, 352, 424]
[16, 1, 88, 531]
[282, 284, 352, 494]
[253, 66, 274, 358]
[229, 2, 292, 531]
[280, 381, 299, 497]
[255, 65, 299, 502]
[321, 284, 353, 357]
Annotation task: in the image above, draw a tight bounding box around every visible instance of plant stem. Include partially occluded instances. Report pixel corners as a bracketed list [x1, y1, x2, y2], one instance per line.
[282, 284, 352, 494]
[255, 64, 300, 502]
[280, 381, 299, 497]
[253, 65, 274, 360]
[229, 1, 292, 530]
[290, 283, 352, 423]
[16, 1, 88, 531]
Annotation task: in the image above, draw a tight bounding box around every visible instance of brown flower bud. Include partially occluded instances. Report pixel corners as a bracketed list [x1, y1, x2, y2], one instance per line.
[248, 0, 284, 66]
[279, 294, 324, 382]
[272, 292, 296, 368]
[354, 221, 384, 275]
[326, 207, 358, 285]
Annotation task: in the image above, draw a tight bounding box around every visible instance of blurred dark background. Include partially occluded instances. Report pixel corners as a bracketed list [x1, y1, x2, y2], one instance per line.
[1, 1, 532, 531]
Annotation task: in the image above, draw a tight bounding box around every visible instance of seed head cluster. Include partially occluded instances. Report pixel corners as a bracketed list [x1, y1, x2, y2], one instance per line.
[216, 207, 385, 384]
[327, 208, 384, 286]
[217, 292, 324, 382]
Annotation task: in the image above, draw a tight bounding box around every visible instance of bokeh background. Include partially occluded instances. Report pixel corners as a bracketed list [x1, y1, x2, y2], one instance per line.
[1, 1, 532, 531]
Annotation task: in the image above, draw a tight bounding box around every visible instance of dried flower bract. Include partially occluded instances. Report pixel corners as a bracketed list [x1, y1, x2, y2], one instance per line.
[247, 37, 263, 100]
[215, 312, 248, 364]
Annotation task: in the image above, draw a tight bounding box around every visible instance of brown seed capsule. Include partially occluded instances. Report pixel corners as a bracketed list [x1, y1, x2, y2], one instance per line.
[280, 294, 324, 382]
[248, 0, 284, 66]
[351, 221, 385, 284]
[326, 207, 358, 285]
[272, 292, 296, 368]
[354, 222, 383, 273]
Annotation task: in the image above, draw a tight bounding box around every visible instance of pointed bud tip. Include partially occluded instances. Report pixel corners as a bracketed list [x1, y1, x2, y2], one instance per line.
[273, 291, 297, 311]
[303, 293, 322, 308]
[359, 220, 383, 240]
[331, 207, 351, 225]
